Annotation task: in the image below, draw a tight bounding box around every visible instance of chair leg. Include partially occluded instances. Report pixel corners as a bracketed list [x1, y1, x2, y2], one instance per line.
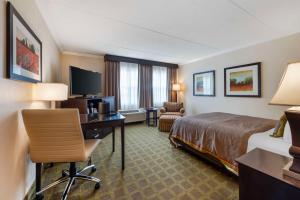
[75, 174, 101, 183]
[62, 169, 69, 177]
[61, 177, 75, 200]
[36, 177, 69, 195]
[36, 163, 43, 200]
[60, 162, 101, 199]
[37, 161, 101, 199]
[78, 164, 96, 174]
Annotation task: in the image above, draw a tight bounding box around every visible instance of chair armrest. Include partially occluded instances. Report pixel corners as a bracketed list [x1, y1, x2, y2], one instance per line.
[180, 108, 185, 114]
[160, 107, 166, 113]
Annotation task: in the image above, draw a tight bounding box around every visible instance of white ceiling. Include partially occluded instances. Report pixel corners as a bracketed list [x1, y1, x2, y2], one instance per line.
[35, 0, 300, 64]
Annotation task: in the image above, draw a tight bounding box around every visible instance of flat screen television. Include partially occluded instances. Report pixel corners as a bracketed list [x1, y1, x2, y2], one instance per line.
[70, 66, 101, 96]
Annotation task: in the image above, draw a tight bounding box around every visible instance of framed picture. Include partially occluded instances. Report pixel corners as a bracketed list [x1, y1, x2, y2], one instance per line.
[193, 70, 215, 96]
[224, 62, 261, 97]
[6, 2, 42, 83]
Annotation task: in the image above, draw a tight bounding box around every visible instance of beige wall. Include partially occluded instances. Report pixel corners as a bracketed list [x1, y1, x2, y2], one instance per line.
[179, 33, 300, 120]
[0, 0, 60, 199]
[61, 53, 105, 97]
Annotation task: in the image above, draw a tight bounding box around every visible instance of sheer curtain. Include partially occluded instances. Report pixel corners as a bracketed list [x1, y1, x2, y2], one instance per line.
[120, 62, 139, 110]
[152, 66, 168, 107]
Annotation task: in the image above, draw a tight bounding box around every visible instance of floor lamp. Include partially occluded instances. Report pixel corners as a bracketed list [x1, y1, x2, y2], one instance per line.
[172, 83, 181, 103]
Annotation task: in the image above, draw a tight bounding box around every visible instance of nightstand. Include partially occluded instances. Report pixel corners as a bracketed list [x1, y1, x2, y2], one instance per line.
[236, 148, 300, 200]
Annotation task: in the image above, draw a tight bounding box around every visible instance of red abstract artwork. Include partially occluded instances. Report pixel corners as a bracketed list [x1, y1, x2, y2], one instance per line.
[16, 38, 39, 75]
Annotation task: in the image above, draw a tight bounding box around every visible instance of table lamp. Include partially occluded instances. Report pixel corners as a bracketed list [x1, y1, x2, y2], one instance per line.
[33, 83, 68, 109]
[172, 83, 181, 103]
[270, 62, 300, 178]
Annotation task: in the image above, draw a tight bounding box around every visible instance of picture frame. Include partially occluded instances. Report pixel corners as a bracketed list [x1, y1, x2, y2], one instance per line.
[224, 62, 261, 97]
[193, 70, 215, 96]
[6, 2, 42, 83]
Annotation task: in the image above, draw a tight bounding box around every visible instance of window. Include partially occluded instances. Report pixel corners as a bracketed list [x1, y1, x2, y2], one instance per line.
[152, 66, 168, 107]
[120, 62, 139, 110]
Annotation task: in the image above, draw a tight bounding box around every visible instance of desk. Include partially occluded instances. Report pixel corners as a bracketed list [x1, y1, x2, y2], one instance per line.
[80, 113, 126, 169]
[35, 113, 125, 199]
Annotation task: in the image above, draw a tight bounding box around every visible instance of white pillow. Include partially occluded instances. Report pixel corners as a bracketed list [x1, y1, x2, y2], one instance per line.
[283, 121, 292, 144]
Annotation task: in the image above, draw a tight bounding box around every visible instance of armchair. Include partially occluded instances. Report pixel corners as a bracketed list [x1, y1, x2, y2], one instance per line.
[160, 102, 185, 116]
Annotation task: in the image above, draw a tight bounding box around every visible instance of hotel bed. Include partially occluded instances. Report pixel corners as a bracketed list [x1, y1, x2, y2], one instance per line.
[169, 112, 277, 174]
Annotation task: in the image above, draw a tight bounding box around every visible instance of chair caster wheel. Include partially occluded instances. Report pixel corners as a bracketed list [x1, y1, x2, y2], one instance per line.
[62, 171, 67, 177]
[95, 182, 100, 190]
[91, 166, 97, 173]
[36, 194, 44, 200]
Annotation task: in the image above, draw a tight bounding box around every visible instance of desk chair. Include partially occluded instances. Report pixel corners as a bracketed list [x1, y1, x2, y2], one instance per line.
[22, 109, 101, 200]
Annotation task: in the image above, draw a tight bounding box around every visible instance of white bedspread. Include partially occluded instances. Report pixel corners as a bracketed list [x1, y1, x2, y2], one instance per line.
[247, 128, 291, 158]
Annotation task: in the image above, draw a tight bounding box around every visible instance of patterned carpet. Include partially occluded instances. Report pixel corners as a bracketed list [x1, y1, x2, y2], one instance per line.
[36, 123, 238, 200]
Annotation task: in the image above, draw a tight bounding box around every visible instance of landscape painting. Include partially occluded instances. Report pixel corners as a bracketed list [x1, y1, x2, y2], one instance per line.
[193, 70, 215, 96]
[7, 2, 42, 83]
[230, 70, 253, 91]
[224, 63, 261, 97]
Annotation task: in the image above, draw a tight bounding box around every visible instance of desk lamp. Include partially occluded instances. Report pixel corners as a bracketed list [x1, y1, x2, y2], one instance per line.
[33, 83, 68, 109]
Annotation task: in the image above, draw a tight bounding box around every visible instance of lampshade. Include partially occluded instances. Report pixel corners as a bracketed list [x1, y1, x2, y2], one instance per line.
[172, 83, 181, 91]
[33, 83, 68, 101]
[270, 62, 300, 106]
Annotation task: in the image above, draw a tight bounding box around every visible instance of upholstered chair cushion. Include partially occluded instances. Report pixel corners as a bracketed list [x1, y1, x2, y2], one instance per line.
[163, 102, 183, 112]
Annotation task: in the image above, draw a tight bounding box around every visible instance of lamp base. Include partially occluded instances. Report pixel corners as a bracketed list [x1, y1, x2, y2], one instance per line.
[283, 160, 300, 181]
[285, 110, 300, 173]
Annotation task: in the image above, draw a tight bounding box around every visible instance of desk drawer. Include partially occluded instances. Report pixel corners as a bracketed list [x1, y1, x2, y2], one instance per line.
[84, 127, 112, 139]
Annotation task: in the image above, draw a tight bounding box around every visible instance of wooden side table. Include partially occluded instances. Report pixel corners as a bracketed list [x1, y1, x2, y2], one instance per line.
[236, 148, 300, 200]
[146, 107, 158, 127]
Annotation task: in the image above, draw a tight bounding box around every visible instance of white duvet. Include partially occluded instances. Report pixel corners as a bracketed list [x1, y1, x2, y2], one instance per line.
[247, 122, 292, 158]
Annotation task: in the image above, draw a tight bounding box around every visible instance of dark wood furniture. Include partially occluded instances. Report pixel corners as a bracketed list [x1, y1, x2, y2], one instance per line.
[80, 113, 126, 169]
[146, 107, 158, 127]
[236, 148, 300, 200]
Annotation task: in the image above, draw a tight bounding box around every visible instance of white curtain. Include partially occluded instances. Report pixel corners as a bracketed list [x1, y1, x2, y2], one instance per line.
[120, 62, 139, 110]
[152, 66, 167, 107]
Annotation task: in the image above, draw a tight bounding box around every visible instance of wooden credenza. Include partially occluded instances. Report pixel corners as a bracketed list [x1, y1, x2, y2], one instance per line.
[236, 148, 300, 200]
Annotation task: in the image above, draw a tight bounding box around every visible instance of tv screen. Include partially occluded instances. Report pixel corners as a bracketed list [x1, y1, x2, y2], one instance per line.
[70, 66, 101, 96]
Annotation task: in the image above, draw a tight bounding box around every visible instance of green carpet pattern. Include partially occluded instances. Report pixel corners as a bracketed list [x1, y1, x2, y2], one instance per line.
[39, 123, 238, 200]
